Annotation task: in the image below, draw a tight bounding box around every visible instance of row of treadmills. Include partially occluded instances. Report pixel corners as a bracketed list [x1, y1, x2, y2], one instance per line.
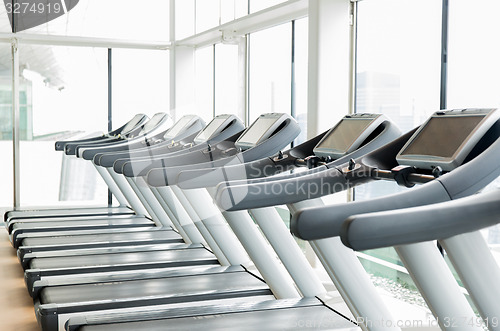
[4, 107, 500, 331]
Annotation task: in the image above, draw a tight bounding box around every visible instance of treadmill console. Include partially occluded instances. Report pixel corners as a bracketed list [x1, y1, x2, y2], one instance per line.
[193, 114, 243, 144]
[163, 115, 205, 141]
[132, 112, 172, 138]
[396, 108, 500, 171]
[119, 114, 148, 136]
[235, 113, 293, 150]
[313, 113, 387, 159]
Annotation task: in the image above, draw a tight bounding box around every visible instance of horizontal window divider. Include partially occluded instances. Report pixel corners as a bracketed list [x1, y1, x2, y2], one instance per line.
[177, 0, 308, 48]
[0, 33, 170, 50]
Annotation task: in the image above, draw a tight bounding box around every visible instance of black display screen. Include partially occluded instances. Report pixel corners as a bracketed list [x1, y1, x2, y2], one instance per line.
[317, 118, 373, 152]
[400, 115, 484, 158]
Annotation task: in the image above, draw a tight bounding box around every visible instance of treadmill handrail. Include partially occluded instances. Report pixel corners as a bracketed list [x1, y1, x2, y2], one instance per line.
[338, 188, 500, 251]
[76, 114, 172, 159]
[175, 129, 330, 189]
[290, 124, 500, 241]
[212, 121, 403, 211]
[55, 114, 148, 151]
[145, 117, 300, 187]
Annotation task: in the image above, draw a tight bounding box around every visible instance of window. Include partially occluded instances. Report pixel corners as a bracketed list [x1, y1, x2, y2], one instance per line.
[248, 23, 291, 123]
[354, 0, 442, 309]
[214, 43, 240, 117]
[4, 0, 170, 41]
[112, 49, 170, 127]
[195, 46, 215, 122]
[447, 0, 500, 248]
[19, 45, 109, 206]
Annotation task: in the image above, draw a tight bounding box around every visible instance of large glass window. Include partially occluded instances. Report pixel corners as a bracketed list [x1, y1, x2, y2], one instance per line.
[2, 0, 170, 41]
[176, 0, 195, 40]
[0, 44, 13, 207]
[447, 0, 500, 250]
[250, 0, 286, 13]
[18, 45, 108, 206]
[195, 0, 220, 33]
[293, 18, 308, 145]
[248, 23, 291, 123]
[447, 0, 500, 108]
[356, 0, 441, 202]
[112, 49, 170, 127]
[195, 46, 214, 122]
[221, 0, 248, 24]
[354, 0, 442, 313]
[214, 43, 239, 117]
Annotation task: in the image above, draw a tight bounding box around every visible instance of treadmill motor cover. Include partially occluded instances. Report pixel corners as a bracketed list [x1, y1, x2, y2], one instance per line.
[397, 108, 500, 171]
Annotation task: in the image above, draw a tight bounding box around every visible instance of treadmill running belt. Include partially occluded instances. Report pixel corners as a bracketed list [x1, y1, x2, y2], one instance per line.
[76, 306, 356, 331]
[40, 272, 268, 304]
[30, 248, 215, 269]
[22, 230, 182, 247]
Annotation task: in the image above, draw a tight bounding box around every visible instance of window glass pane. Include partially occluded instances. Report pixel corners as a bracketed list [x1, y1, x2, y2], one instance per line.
[176, 0, 195, 40]
[214, 43, 239, 116]
[447, 0, 500, 254]
[355, 0, 442, 313]
[18, 45, 108, 206]
[195, 46, 214, 122]
[0, 44, 12, 206]
[112, 49, 170, 127]
[356, 0, 441, 198]
[294, 18, 307, 144]
[2, 0, 170, 40]
[195, 0, 220, 33]
[249, 23, 291, 123]
[250, 0, 286, 13]
[221, 0, 248, 24]
[447, 0, 500, 108]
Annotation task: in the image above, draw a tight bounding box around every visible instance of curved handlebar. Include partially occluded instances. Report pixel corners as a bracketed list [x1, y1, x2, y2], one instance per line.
[215, 166, 354, 211]
[290, 180, 451, 240]
[341, 189, 500, 251]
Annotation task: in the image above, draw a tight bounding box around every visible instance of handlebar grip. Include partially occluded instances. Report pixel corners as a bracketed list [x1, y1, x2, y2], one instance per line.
[290, 180, 450, 240]
[176, 157, 281, 189]
[342, 189, 500, 251]
[215, 167, 348, 211]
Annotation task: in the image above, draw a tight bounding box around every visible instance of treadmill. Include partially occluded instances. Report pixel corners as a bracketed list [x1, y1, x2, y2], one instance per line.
[61, 114, 405, 331]
[7, 115, 207, 244]
[10, 114, 244, 250]
[4, 112, 172, 233]
[18, 115, 244, 270]
[288, 110, 500, 331]
[32, 113, 398, 331]
[15, 113, 295, 251]
[65, 108, 500, 331]
[27, 113, 299, 331]
[3, 113, 149, 223]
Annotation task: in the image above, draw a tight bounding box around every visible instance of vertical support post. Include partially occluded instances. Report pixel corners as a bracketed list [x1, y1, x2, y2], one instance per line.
[307, 0, 351, 139]
[348, 0, 357, 116]
[169, 0, 176, 120]
[237, 36, 248, 125]
[107, 48, 113, 206]
[347, 0, 357, 203]
[12, 38, 20, 209]
[440, 0, 449, 110]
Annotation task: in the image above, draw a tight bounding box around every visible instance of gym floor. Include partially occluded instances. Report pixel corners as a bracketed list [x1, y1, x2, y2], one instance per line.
[0, 229, 39, 331]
